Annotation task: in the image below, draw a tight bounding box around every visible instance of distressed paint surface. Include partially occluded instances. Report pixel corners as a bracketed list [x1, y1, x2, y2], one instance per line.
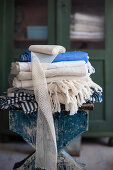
[9, 110, 88, 151]
[9, 110, 88, 169]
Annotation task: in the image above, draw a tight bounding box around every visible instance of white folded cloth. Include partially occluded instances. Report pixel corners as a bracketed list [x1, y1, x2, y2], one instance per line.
[70, 24, 104, 33]
[71, 13, 104, 26]
[70, 31, 104, 40]
[70, 12, 104, 40]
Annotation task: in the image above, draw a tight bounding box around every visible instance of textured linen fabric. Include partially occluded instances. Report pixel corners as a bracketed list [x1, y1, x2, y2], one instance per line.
[31, 52, 57, 169]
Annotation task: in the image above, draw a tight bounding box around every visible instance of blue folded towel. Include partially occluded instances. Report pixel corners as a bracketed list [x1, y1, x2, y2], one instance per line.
[19, 51, 88, 63]
[52, 51, 88, 63]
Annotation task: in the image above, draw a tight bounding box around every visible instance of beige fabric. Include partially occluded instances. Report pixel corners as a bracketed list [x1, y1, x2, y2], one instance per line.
[31, 52, 57, 170]
[29, 45, 66, 55]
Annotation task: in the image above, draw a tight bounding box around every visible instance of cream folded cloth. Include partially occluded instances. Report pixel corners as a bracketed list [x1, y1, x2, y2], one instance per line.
[11, 61, 87, 74]
[29, 45, 66, 55]
[13, 75, 89, 88]
[13, 78, 33, 88]
[11, 62, 31, 74]
[16, 65, 88, 81]
[17, 72, 32, 81]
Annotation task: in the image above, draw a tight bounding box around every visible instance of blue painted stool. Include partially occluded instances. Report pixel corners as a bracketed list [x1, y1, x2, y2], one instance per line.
[9, 104, 93, 170]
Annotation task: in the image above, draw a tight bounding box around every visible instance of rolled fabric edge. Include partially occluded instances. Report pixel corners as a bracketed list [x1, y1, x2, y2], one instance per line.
[29, 45, 66, 55]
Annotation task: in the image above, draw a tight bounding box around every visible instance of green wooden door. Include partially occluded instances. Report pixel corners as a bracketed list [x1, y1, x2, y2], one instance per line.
[56, 0, 113, 137]
[0, 0, 113, 137]
[0, 0, 56, 92]
[87, 0, 113, 137]
[0, 0, 56, 131]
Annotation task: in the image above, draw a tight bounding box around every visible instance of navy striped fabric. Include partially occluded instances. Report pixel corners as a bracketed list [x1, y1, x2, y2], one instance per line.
[0, 92, 38, 114]
[19, 51, 31, 62]
[89, 88, 102, 103]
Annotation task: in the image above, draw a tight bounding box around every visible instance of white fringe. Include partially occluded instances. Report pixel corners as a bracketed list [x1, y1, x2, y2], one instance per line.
[48, 78, 102, 115]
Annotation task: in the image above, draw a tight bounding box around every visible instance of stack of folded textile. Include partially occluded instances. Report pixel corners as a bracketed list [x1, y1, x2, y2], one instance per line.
[0, 45, 103, 170]
[0, 45, 102, 115]
[70, 13, 104, 40]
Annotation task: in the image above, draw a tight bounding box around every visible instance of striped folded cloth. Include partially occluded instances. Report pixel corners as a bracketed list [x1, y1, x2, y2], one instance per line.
[0, 92, 38, 114]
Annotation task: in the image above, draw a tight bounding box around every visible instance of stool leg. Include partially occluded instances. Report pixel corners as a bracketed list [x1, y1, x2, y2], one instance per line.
[58, 149, 87, 170]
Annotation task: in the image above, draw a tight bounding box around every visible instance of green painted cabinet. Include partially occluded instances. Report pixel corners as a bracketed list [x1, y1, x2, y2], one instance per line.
[0, 0, 56, 131]
[56, 0, 113, 137]
[0, 0, 113, 138]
